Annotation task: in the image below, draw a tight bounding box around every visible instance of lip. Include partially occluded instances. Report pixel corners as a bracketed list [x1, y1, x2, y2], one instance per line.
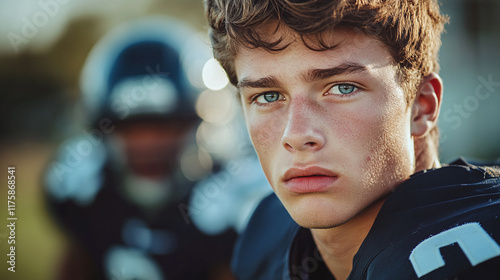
[282, 166, 338, 194]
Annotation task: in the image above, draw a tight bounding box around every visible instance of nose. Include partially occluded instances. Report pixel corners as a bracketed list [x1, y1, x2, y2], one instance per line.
[281, 100, 325, 153]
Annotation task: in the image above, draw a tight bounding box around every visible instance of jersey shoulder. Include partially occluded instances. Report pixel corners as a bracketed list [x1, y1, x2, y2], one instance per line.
[231, 193, 299, 280]
[350, 159, 500, 279]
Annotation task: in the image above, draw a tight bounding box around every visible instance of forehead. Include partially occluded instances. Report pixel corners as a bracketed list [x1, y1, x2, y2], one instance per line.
[234, 24, 396, 83]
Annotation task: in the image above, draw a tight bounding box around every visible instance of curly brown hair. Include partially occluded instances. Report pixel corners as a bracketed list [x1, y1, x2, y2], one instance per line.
[205, 0, 448, 152]
[206, 0, 447, 95]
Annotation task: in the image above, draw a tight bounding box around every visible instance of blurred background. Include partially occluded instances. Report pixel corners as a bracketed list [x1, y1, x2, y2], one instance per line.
[0, 0, 498, 279]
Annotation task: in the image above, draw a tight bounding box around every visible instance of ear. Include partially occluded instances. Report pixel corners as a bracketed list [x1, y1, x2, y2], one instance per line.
[411, 72, 443, 137]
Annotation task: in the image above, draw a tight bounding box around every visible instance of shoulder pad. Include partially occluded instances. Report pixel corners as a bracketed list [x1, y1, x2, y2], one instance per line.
[45, 134, 107, 206]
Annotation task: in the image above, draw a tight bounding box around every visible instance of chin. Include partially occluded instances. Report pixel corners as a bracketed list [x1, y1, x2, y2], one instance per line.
[282, 193, 355, 229]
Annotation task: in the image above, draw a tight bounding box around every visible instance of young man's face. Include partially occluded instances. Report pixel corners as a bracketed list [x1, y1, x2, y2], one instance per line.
[234, 25, 417, 228]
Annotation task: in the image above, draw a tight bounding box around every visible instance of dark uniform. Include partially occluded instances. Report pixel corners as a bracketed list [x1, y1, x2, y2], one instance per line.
[45, 137, 237, 280]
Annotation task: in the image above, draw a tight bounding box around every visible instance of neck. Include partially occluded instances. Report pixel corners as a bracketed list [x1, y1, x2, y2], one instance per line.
[414, 135, 441, 173]
[310, 198, 385, 280]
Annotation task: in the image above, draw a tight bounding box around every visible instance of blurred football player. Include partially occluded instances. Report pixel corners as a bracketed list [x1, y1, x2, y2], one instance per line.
[45, 17, 236, 280]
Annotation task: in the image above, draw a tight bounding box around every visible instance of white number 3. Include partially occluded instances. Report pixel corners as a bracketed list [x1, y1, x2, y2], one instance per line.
[409, 222, 500, 278]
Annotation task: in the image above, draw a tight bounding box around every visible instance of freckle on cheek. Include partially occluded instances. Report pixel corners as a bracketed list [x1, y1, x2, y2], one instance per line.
[251, 128, 273, 151]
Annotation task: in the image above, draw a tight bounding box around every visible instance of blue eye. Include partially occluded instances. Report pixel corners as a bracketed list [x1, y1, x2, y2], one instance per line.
[328, 84, 358, 95]
[255, 92, 283, 103]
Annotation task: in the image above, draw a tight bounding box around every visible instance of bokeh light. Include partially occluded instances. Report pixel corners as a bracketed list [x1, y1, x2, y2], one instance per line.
[195, 88, 236, 124]
[196, 121, 239, 160]
[180, 144, 213, 181]
[202, 58, 229, 91]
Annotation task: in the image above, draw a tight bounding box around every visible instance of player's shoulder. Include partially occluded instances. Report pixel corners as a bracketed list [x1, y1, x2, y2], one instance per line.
[231, 193, 300, 280]
[350, 158, 500, 279]
[44, 134, 108, 207]
[459, 157, 500, 179]
[410, 157, 500, 187]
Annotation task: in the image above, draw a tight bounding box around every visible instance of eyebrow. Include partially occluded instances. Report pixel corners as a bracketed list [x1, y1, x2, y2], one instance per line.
[237, 76, 281, 89]
[304, 62, 368, 82]
[237, 62, 368, 90]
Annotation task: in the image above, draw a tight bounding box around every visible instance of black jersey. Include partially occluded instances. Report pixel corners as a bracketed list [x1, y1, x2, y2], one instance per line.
[232, 158, 500, 279]
[45, 138, 237, 280]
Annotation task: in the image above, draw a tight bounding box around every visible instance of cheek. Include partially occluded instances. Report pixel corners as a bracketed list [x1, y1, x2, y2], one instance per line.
[353, 99, 413, 189]
[246, 117, 281, 171]
[330, 92, 412, 183]
[332, 104, 389, 159]
[247, 121, 284, 191]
